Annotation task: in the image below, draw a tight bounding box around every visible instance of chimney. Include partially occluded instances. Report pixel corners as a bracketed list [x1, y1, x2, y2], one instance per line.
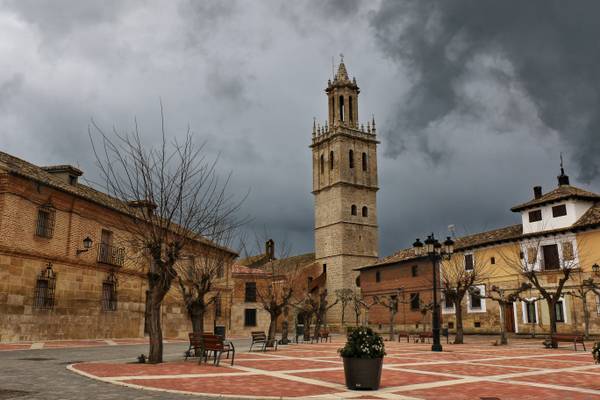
[42, 165, 83, 185]
[533, 186, 542, 199]
[127, 199, 157, 216]
[265, 239, 275, 261]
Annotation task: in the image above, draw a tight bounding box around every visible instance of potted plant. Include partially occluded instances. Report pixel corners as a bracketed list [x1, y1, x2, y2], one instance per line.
[338, 326, 385, 390]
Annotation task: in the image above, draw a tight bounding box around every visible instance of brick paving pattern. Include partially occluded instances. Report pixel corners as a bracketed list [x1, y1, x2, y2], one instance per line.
[62, 336, 600, 399]
[2, 336, 600, 399]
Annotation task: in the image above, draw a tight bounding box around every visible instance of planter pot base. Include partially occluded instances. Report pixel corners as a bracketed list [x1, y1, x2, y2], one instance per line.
[342, 357, 383, 390]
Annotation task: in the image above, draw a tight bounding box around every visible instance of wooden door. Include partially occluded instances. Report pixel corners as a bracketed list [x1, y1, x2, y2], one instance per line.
[505, 302, 515, 333]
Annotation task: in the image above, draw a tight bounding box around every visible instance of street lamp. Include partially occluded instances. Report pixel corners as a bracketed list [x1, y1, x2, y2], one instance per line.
[413, 233, 454, 352]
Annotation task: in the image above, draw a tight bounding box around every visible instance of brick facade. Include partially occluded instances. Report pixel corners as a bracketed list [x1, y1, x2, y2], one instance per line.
[0, 153, 235, 342]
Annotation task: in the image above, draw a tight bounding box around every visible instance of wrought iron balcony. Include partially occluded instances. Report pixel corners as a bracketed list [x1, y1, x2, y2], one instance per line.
[97, 243, 125, 267]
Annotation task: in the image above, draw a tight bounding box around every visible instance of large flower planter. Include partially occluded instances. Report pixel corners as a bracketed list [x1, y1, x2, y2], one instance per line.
[342, 357, 383, 390]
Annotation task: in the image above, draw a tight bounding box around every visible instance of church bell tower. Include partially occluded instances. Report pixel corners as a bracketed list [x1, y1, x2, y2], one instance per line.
[311, 57, 379, 325]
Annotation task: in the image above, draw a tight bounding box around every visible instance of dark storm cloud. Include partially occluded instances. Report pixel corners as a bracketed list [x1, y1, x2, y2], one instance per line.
[3, 1, 599, 259]
[371, 0, 600, 182]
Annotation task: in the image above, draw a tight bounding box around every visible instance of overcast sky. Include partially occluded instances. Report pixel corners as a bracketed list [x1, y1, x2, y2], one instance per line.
[2, 0, 600, 258]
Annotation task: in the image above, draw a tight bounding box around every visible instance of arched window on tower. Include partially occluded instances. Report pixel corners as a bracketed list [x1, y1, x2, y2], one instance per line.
[362, 152, 367, 171]
[362, 206, 368, 217]
[349, 96, 353, 123]
[349, 150, 354, 169]
[329, 151, 334, 170]
[330, 97, 334, 118]
[320, 154, 324, 174]
[351, 205, 357, 216]
[339, 95, 345, 122]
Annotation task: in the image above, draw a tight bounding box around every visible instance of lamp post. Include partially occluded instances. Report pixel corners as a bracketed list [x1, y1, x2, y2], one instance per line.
[413, 233, 454, 352]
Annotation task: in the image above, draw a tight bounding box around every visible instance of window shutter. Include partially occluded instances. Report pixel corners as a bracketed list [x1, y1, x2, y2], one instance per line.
[562, 242, 574, 261]
[527, 247, 538, 264]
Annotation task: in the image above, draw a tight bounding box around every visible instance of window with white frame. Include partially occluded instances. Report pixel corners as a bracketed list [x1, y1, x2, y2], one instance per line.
[467, 285, 486, 313]
[522, 300, 537, 324]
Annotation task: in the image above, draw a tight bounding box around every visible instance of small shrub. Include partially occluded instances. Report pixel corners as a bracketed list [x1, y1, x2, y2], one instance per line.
[339, 326, 385, 359]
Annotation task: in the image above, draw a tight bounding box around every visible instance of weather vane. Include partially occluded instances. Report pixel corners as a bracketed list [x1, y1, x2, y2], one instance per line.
[340, 53, 344, 63]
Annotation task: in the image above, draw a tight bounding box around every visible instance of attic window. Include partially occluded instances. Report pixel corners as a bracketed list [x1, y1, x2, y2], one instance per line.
[528, 209, 542, 222]
[552, 204, 567, 218]
[69, 175, 77, 185]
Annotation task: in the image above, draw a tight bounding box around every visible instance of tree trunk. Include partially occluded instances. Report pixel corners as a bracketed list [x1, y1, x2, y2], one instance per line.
[190, 302, 205, 335]
[498, 302, 508, 345]
[147, 287, 166, 363]
[583, 296, 590, 339]
[267, 311, 279, 343]
[454, 300, 464, 344]
[548, 298, 558, 336]
[389, 310, 395, 341]
[341, 304, 346, 327]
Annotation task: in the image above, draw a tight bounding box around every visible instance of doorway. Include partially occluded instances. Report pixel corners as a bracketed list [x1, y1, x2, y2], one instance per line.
[505, 302, 515, 333]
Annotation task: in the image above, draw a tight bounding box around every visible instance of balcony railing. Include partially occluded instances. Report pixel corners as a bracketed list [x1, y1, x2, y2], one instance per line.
[97, 243, 125, 267]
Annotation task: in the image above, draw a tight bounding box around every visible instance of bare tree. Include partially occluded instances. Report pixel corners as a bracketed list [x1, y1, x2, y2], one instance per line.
[374, 291, 401, 341]
[477, 282, 531, 345]
[351, 291, 367, 326]
[566, 269, 600, 339]
[240, 235, 301, 345]
[440, 254, 488, 344]
[257, 261, 298, 344]
[500, 237, 579, 341]
[89, 109, 242, 363]
[335, 288, 355, 327]
[176, 226, 236, 338]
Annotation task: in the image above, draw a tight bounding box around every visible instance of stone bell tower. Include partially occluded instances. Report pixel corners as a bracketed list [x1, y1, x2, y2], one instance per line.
[310, 57, 379, 326]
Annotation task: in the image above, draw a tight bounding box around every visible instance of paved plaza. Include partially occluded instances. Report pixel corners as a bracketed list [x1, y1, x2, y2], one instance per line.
[2, 336, 600, 399]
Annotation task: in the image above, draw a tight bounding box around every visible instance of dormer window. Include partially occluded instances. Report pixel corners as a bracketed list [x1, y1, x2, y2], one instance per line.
[528, 209, 542, 222]
[552, 204, 567, 218]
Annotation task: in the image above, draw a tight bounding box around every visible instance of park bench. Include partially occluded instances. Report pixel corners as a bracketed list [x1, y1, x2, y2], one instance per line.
[201, 333, 235, 366]
[397, 331, 410, 343]
[249, 331, 278, 352]
[417, 332, 433, 343]
[185, 332, 203, 360]
[313, 330, 331, 343]
[547, 334, 586, 351]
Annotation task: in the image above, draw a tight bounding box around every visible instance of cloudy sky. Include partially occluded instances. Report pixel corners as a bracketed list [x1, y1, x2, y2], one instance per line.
[2, 0, 600, 257]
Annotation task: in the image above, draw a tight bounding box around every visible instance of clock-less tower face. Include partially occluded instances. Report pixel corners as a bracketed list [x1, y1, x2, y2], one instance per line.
[310, 60, 379, 325]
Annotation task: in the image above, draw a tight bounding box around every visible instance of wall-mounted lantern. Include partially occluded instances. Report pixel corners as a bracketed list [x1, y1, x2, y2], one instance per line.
[76, 236, 93, 255]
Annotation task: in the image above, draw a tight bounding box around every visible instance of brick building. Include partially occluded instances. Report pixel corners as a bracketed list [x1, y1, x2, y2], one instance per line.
[358, 168, 600, 337]
[356, 251, 435, 332]
[230, 241, 323, 336]
[0, 151, 236, 342]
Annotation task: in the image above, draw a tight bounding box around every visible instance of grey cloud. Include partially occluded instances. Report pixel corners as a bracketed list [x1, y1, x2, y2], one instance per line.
[371, 0, 600, 182]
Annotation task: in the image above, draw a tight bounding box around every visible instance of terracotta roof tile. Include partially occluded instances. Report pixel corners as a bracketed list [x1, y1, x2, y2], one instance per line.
[0, 151, 236, 254]
[511, 185, 600, 211]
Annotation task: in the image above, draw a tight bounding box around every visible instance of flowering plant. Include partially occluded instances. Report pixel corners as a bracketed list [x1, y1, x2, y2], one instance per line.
[592, 341, 600, 364]
[338, 326, 385, 359]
